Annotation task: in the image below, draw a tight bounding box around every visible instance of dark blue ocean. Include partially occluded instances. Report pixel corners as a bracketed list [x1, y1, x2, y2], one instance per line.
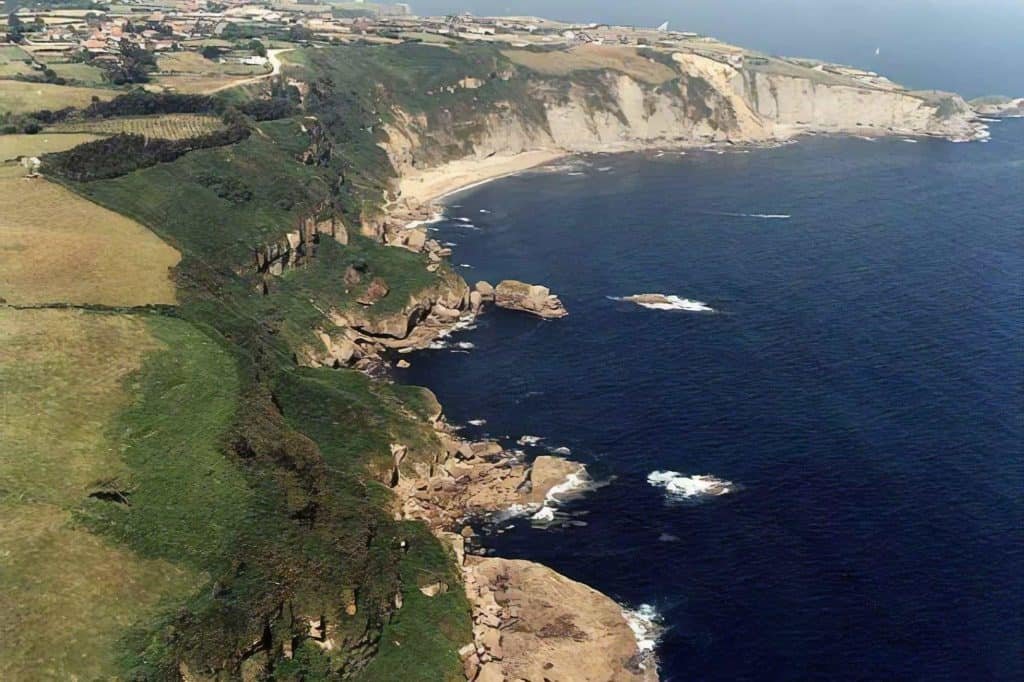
[398, 122, 1024, 681]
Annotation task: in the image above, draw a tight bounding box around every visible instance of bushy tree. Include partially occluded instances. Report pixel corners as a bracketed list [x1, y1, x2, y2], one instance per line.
[105, 42, 157, 84]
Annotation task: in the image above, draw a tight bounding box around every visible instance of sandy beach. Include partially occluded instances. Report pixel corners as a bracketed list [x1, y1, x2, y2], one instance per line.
[398, 149, 567, 204]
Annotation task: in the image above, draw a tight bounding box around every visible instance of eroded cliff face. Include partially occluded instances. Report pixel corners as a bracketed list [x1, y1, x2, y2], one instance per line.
[738, 70, 981, 140]
[379, 46, 985, 181]
[382, 68, 755, 179]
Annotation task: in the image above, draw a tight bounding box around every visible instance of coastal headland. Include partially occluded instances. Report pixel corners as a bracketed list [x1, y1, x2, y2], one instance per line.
[0, 8, 1015, 680]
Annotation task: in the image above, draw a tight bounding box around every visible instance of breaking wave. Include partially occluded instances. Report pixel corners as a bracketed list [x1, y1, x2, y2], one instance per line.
[426, 315, 478, 349]
[648, 471, 735, 499]
[622, 603, 664, 662]
[405, 210, 445, 229]
[530, 467, 592, 525]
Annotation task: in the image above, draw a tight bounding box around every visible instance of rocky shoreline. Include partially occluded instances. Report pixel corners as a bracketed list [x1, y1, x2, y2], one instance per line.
[388, 401, 659, 681]
[342, 100, 1002, 677]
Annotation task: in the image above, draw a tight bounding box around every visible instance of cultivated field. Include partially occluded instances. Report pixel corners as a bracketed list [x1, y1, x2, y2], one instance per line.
[46, 61, 107, 85]
[51, 113, 225, 139]
[0, 132, 102, 161]
[0, 177, 179, 305]
[502, 45, 679, 85]
[0, 79, 115, 114]
[0, 55, 35, 78]
[0, 44, 33, 77]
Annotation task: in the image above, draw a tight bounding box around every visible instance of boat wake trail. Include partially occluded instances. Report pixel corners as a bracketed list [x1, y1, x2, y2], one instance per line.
[706, 211, 792, 220]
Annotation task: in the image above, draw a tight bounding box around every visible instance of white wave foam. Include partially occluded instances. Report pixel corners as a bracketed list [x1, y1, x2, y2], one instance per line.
[455, 217, 472, 223]
[545, 469, 590, 505]
[405, 210, 445, 229]
[567, 171, 586, 176]
[622, 603, 663, 656]
[530, 506, 556, 523]
[597, 166, 613, 172]
[517, 435, 543, 446]
[648, 471, 734, 499]
[552, 446, 572, 456]
[453, 341, 475, 350]
[458, 263, 474, 269]
[442, 241, 457, 247]
[902, 138, 919, 143]
[529, 467, 592, 526]
[610, 295, 715, 313]
[467, 419, 487, 426]
[426, 314, 478, 349]
[493, 503, 543, 523]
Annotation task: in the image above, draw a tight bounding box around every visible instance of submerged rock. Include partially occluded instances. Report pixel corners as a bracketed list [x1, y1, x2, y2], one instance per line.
[494, 280, 568, 319]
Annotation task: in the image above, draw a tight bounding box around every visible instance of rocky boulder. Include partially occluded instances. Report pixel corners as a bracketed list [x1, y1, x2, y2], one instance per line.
[356, 277, 390, 306]
[474, 280, 495, 301]
[494, 280, 568, 319]
[525, 456, 588, 505]
[343, 261, 366, 286]
[465, 557, 658, 682]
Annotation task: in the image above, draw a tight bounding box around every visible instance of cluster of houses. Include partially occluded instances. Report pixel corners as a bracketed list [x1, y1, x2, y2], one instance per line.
[2, 0, 732, 78]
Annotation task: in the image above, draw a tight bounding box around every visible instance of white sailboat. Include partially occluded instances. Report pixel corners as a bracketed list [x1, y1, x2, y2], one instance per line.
[657, 21, 669, 32]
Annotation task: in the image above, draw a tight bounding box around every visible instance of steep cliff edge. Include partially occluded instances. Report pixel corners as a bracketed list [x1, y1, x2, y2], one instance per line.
[971, 96, 1024, 118]
[368, 43, 986, 194]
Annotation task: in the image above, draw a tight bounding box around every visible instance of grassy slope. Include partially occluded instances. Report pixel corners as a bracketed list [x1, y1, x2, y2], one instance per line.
[0, 309, 207, 679]
[2, 41, 520, 679]
[76, 118, 327, 265]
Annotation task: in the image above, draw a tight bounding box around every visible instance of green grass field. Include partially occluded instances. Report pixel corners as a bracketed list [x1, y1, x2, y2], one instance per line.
[0, 309, 219, 680]
[0, 132, 102, 160]
[0, 176, 179, 305]
[0, 79, 115, 115]
[46, 61, 107, 85]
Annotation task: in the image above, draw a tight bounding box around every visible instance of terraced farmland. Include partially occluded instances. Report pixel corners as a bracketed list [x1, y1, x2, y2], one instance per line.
[51, 113, 225, 139]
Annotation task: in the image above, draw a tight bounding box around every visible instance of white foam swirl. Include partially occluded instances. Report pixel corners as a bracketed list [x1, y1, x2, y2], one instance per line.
[648, 471, 734, 499]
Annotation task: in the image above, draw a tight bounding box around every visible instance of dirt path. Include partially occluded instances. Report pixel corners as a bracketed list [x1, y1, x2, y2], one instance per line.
[209, 48, 292, 94]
